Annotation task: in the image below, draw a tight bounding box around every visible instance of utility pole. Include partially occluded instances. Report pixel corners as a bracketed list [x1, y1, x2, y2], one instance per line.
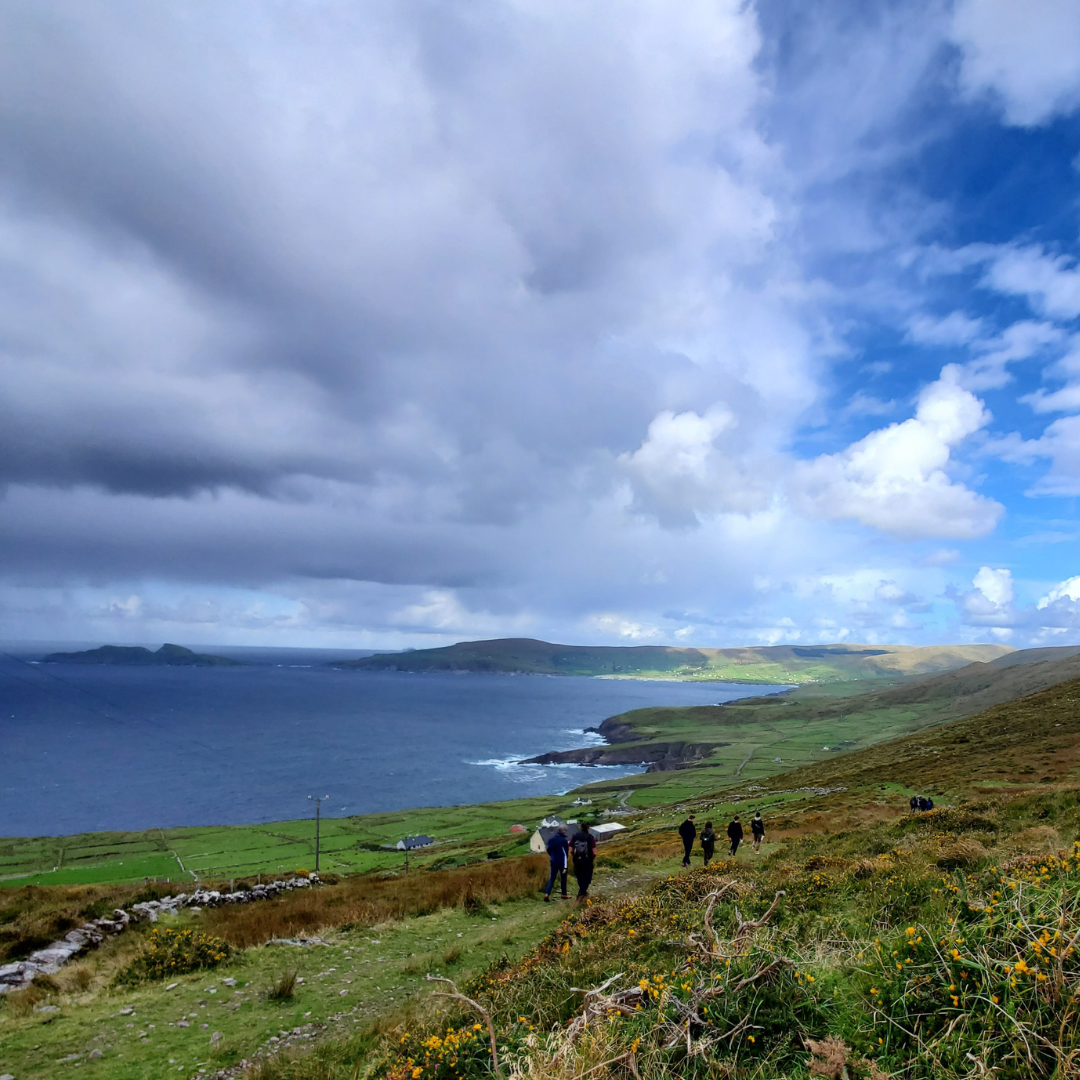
[308, 794, 329, 873]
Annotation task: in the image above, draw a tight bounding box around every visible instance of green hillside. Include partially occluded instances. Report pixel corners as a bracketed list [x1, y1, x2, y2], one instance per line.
[8, 657, 1080, 1078]
[567, 643, 1080, 804]
[337, 636, 1011, 682]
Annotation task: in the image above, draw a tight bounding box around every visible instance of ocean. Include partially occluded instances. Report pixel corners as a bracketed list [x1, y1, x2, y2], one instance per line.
[0, 646, 783, 836]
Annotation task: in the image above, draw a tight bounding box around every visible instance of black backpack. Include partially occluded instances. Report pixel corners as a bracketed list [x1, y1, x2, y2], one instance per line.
[572, 835, 591, 859]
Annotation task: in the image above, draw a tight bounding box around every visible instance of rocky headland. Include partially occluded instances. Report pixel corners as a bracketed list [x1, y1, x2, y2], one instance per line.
[520, 714, 728, 772]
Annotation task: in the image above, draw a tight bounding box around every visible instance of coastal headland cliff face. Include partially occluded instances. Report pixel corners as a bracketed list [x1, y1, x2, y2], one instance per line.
[335, 637, 1012, 683]
[520, 716, 725, 772]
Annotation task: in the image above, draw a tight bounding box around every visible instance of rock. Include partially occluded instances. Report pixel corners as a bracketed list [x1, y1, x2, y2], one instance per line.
[211, 1032, 223, 1043]
[222, 977, 236, 986]
[176, 1019, 191, 1027]
[165, 982, 179, 991]
[33, 1005, 59, 1014]
[88, 1049, 103, 1059]
[1, 1072, 15, 1078]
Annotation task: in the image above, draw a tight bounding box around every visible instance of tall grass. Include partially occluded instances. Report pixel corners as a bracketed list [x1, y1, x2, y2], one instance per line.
[202, 856, 548, 948]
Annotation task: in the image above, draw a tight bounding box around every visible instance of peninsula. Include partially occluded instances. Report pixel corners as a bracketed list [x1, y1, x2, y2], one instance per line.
[335, 636, 1012, 682]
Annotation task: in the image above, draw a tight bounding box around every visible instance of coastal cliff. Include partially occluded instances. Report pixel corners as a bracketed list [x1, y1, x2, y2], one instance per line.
[520, 714, 728, 772]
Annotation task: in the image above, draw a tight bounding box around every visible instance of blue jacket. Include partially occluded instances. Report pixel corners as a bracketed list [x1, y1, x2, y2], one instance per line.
[546, 832, 569, 868]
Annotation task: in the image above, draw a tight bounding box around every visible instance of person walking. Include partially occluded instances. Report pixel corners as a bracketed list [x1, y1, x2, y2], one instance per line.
[700, 820, 716, 865]
[727, 815, 743, 858]
[751, 812, 765, 854]
[543, 825, 569, 902]
[570, 822, 598, 898]
[678, 813, 697, 867]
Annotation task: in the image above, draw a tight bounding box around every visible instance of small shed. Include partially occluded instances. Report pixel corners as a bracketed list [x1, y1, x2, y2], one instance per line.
[591, 822, 627, 842]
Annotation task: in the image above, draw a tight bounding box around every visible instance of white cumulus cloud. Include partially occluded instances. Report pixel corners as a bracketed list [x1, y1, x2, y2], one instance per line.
[792, 368, 1002, 539]
[951, 0, 1080, 126]
[619, 406, 774, 525]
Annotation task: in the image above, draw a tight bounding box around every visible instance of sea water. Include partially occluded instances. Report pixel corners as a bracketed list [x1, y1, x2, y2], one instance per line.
[0, 648, 783, 835]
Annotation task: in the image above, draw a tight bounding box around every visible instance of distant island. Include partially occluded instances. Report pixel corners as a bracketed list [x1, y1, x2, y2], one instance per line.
[332, 636, 1012, 683]
[42, 643, 243, 666]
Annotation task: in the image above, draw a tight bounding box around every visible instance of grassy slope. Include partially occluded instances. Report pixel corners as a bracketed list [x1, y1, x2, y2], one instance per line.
[338, 637, 1011, 682]
[0, 893, 568, 1080]
[574, 646, 1080, 805]
[10, 668, 1080, 1078]
[237, 669, 1080, 1080]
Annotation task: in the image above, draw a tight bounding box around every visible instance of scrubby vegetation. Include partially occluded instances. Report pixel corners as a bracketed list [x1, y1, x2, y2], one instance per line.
[117, 926, 232, 983]
[246, 790, 1080, 1080]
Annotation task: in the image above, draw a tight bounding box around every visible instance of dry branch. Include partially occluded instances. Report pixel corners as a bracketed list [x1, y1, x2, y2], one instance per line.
[425, 975, 504, 1080]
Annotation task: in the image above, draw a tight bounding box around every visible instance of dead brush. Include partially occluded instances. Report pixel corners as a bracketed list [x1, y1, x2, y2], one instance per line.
[688, 882, 786, 960]
[0, 983, 50, 1018]
[63, 964, 94, 992]
[935, 837, 989, 868]
[804, 1036, 889, 1079]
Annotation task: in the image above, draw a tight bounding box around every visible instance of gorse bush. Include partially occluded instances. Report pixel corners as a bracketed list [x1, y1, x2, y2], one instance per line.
[118, 926, 232, 984]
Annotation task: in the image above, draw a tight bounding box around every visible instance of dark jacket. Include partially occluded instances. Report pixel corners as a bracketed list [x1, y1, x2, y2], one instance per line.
[751, 816, 765, 837]
[570, 830, 597, 863]
[678, 818, 697, 843]
[546, 832, 569, 867]
[727, 820, 743, 841]
[700, 827, 716, 849]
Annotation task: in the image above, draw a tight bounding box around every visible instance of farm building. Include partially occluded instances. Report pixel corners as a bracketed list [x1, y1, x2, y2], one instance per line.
[529, 819, 626, 853]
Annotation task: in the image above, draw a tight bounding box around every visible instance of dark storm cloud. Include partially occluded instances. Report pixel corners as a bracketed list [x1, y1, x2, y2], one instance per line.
[0, 0, 787, 525]
[9, 0, 1077, 650]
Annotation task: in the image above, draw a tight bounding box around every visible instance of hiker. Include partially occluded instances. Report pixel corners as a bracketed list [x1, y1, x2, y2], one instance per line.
[751, 811, 765, 854]
[700, 820, 716, 865]
[678, 813, 697, 867]
[727, 815, 743, 857]
[909, 795, 919, 813]
[543, 825, 569, 902]
[925, 797, 934, 811]
[571, 822, 598, 898]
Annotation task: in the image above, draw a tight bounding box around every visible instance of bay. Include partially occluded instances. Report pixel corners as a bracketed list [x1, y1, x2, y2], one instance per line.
[0, 648, 783, 836]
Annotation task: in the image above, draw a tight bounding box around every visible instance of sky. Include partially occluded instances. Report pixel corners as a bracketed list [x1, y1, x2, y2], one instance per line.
[4, 0, 1080, 652]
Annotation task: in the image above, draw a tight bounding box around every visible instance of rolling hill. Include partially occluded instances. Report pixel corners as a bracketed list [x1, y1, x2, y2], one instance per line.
[335, 636, 1011, 682]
